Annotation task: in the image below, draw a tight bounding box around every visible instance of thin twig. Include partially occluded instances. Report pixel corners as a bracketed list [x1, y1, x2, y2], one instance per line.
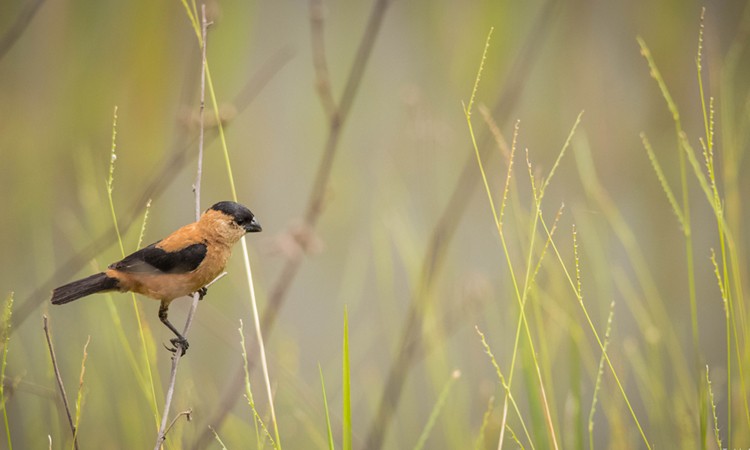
[154, 6, 210, 450]
[193, 5, 209, 222]
[303, 0, 390, 225]
[189, 0, 392, 447]
[43, 315, 79, 450]
[310, 0, 337, 118]
[164, 409, 193, 437]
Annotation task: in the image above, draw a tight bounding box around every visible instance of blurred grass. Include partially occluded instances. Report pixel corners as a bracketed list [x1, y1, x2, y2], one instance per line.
[318, 363, 335, 450]
[239, 319, 275, 449]
[105, 105, 161, 433]
[1, 0, 750, 449]
[71, 335, 89, 449]
[342, 306, 352, 450]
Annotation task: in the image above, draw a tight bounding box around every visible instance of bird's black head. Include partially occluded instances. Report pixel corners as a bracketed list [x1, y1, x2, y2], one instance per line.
[208, 201, 262, 233]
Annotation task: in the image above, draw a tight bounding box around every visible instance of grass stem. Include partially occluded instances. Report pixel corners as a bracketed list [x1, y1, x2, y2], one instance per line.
[0, 294, 12, 450]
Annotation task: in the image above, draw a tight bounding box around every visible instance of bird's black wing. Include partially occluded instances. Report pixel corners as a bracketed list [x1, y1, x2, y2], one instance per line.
[109, 242, 207, 274]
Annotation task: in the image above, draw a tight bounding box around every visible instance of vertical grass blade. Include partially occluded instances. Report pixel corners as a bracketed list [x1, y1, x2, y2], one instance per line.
[319, 364, 336, 450]
[0, 293, 13, 450]
[641, 28, 750, 441]
[342, 306, 352, 450]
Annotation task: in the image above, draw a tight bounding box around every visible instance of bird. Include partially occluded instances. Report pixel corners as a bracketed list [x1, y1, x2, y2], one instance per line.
[50, 201, 262, 355]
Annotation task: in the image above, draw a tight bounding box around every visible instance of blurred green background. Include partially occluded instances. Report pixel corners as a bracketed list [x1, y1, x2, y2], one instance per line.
[1, 0, 749, 448]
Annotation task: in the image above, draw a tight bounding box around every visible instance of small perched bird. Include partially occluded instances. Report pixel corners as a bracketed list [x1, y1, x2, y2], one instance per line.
[51, 201, 261, 355]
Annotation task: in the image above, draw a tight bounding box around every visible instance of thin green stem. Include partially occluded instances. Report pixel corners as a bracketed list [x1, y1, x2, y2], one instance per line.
[104, 106, 160, 428]
[588, 301, 615, 450]
[178, 3, 281, 447]
[239, 320, 275, 449]
[464, 28, 560, 449]
[71, 336, 90, 450]
[342, 307, 352, 450]
[476, 327, 535, 449]
[706, 366, 722, 449]
[539, 216, 651, 449]
[318, 364, 335, 450]
[0, 294, 13, 450]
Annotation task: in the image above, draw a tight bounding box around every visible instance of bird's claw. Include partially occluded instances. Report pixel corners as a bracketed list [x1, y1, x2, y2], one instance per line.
[197, 287, 208, 301]
[164, 337, 189, 356]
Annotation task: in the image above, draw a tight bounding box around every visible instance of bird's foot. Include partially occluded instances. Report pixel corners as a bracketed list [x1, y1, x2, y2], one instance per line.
[197, 287, 208, 301]
[165, 336, 190, 356]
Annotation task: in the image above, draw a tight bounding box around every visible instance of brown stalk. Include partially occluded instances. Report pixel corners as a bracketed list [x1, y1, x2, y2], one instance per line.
[163, 409, 193, 438]
[0, 0, 46, 62]
[310, 0, 337, 119]
[43, 315, 79, 450]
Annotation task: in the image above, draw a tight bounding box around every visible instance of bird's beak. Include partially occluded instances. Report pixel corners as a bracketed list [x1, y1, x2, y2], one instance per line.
[244, 217, 262, 233]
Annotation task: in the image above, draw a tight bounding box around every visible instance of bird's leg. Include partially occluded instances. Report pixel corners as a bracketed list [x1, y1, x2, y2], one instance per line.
[159, 300, 189, 356]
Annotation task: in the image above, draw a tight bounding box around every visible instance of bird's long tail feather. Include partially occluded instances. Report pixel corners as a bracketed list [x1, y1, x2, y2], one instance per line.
[51, 272, 120, 305]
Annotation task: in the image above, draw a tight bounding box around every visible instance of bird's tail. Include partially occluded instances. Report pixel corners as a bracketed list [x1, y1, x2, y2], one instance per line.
[51, 272, 120, 305]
